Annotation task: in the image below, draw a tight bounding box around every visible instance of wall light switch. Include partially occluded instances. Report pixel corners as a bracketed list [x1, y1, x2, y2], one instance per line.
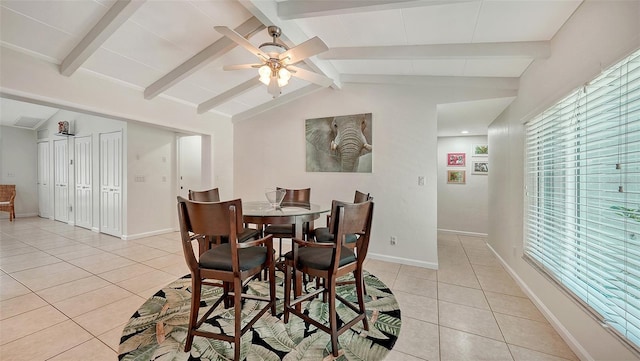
[418, 176, 425, 186]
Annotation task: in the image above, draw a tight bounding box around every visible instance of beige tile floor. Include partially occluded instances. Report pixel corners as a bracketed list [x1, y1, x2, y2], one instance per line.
[0, 217, 577, 360]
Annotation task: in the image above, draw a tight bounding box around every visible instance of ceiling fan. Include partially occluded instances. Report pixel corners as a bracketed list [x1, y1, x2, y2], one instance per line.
[214, 25, 333, 98]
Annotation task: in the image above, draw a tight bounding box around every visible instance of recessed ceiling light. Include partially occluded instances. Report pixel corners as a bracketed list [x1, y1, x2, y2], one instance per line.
[461, 130, 469, 134]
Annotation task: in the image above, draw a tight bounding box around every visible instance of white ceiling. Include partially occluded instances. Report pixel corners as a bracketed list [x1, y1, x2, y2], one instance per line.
[0, 0, 582, 135]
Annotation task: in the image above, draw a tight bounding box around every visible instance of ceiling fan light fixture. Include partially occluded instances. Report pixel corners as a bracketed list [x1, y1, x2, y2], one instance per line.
[277, 76, 288, 87]
[276, 72, 290, 87]
[258, 65, 271, 85]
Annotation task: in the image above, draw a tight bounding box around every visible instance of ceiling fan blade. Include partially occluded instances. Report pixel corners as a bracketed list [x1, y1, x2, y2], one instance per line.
[267, 77, 281, 98]
[214, 26, 269, 60]
[279, 37, 328, 65]
[287, 66, 333, 87]
[222, 63, 262, 71]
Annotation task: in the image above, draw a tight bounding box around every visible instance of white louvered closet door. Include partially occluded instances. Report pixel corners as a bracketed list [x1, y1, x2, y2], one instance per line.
[37, 141, 50, 218]
[75, 136, 92, 229]
[100, 131, 122, 237]
[53, 138, 69, 223]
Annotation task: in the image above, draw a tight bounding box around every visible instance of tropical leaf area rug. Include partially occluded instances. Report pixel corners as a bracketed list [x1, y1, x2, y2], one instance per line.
[118, 270, 401, 361]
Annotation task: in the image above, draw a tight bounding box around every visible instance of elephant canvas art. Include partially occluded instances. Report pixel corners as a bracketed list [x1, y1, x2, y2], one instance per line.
[306, 113, 372, 172]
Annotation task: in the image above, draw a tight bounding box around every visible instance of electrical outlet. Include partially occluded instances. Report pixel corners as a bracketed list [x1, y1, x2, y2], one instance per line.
[418, 176, 425, 186]
[390, 236, 397, 245]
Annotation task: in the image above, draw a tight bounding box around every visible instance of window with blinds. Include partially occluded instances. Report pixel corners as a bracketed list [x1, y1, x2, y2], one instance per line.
[525, 48, 640, 350]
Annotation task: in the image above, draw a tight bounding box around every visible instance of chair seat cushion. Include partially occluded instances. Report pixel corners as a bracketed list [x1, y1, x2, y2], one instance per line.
[220, 227, 259, 243]
[313, 227, 358, 244]
[284, 246, 356, 270]
[264, 224, 293, 236]
[199, 243, 268, 271]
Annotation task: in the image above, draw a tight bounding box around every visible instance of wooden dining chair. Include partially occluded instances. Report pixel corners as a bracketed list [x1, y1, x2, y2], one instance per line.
[177, 197, 276, 360]
[188, 188, 220, 202]
[283, 200, 374, 357]
[188, 188, 260, 254]
[263, 187, 311, 257]
[312, 190, 372, 244]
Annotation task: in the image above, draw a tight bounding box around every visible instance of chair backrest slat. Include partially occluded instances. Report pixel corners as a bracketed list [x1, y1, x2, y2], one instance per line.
[353, 190, 371, 203]
[277, 187, 310, 207]
[188, 188, 220, 202]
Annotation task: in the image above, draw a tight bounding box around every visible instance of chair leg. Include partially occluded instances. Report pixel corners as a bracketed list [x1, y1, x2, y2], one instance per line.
[269, 259, 276, 315]
[355, 269, 369, 331]
[185, 276, 201, 352]
[233, 277, 242, 361]
[284, 263, 291, 323]
[328, 277, 339, 357]
[294, 268, 303, 312]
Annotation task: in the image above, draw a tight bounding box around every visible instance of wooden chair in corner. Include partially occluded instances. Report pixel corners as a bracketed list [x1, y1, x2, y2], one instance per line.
[283, 200, 374, 357]
[177, 197, 276, 360]
[0, 185, 16, 222]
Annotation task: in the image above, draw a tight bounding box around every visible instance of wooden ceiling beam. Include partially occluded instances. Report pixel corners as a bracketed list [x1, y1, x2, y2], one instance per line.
[197, 78, 261, 114]
[144, 17, 265, 100]
[320, 41, 550, 60]
[278, 0, 473, 20]
[60, 0, 146, 76]
[232, 84, 326, 122]
[341, 74, 519, 91]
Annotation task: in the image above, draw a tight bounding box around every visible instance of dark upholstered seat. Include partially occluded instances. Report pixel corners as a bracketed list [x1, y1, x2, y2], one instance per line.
[200, 243, 269, 271]
[283, 200, 374, 357]
[313, 227, 358, 244]
[177, 197, 276, 360]
[284, 246, 356, 270]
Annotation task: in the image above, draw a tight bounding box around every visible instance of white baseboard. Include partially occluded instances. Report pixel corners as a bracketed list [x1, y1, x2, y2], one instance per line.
[92, 227, 99, 233]
[486, 244, 593, 361]
[437, 228, 488, 237]
[367, 252, 438, 270]
[122, 228, 175, 241]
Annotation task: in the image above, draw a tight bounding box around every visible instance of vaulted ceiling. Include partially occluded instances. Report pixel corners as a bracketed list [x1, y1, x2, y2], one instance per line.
[0, 0, 582, 135]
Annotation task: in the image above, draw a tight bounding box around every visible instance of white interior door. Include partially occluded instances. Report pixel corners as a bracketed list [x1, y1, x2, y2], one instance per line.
[54, 138, 69, 222]
[75, 136, 92, 229]
[100, 131, 122, 237]
[37, 141, 50, 218]
[178, 135, 202, 198]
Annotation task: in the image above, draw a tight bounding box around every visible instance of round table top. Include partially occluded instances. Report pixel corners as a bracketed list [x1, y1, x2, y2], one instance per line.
[242, 201, 329, 217]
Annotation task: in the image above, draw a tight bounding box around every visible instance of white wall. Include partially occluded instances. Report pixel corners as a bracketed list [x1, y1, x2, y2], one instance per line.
[437, 136, 488, 235]
[127, 122, 176, 238]
[0, 126, 38, 218]
[234, 83, 514, 268]
[488, 1, 640, 360]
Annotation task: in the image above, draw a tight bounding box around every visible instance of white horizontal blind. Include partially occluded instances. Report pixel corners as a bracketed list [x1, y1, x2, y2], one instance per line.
[525, 48, 640, 348]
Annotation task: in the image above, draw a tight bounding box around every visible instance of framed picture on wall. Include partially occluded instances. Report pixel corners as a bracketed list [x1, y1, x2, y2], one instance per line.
[472, 161, 489, 175]
[447, 170, 466, 184]
[305, 113, 373, 173]
[447, 153, 466, 166]
[473, 144, 488, 156]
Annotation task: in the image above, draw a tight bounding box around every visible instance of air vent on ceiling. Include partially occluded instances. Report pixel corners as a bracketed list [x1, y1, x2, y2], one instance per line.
[14, 116, 43, 129]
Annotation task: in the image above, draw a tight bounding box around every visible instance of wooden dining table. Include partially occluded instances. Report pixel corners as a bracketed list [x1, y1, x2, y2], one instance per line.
[242, 201, 330, 240]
